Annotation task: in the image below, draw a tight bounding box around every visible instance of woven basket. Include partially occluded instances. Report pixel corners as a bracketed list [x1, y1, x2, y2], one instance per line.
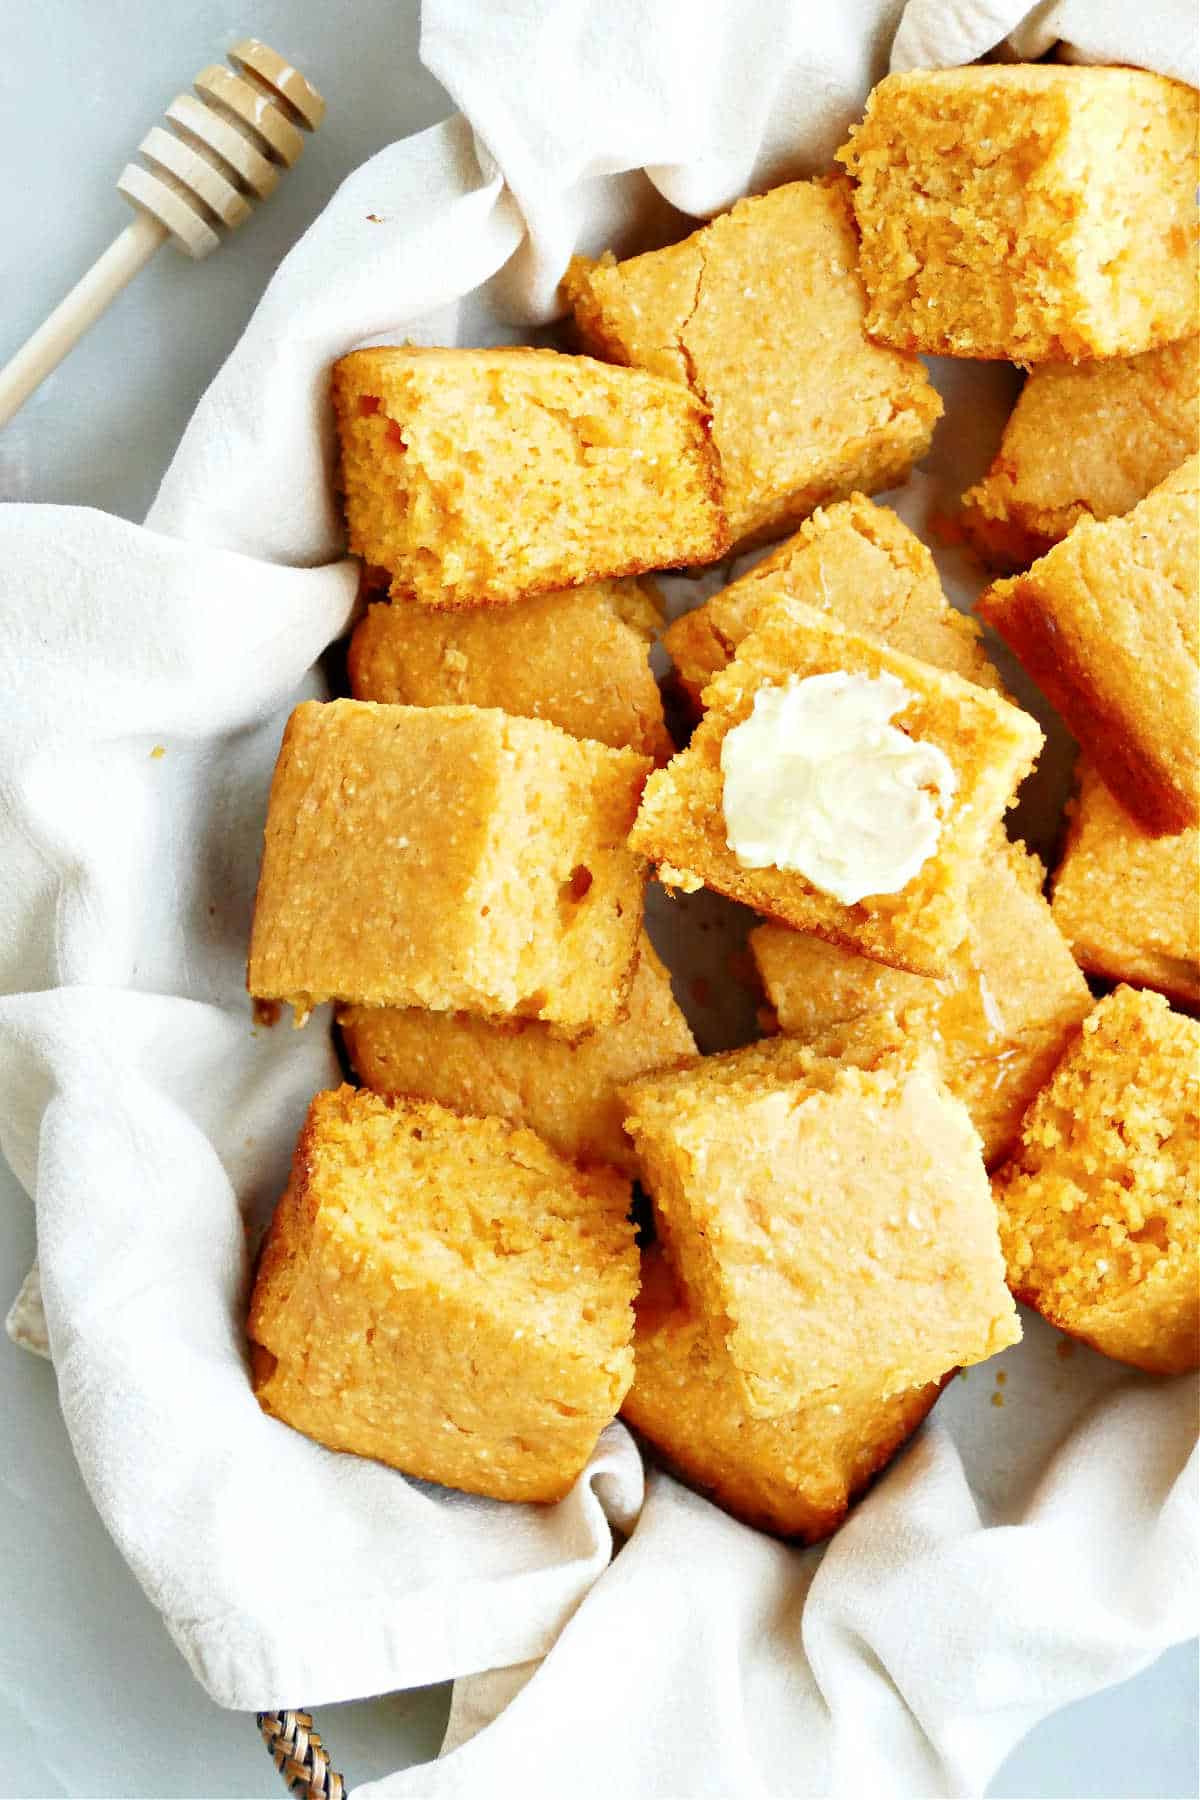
[257, 1710, 344, 1799]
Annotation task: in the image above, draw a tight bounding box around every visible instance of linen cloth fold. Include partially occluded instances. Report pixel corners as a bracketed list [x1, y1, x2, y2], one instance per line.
[2, 1, 1196, 1795]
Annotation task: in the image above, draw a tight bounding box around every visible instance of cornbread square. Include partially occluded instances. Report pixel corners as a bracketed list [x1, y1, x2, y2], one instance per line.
[248, 700, 649, 1029]
[623, 1036, 1019, 1417]
[838, 66, 1199, 362]
[751, 835, 1091, 1167]
[963, 337, 1200, 569]
[1051, 761, 1200, 1009]
[978, 457, 1199, 834]
[340, 938, 695, 1177]
[995, 988, 1199, 1376]
[562, 177, 941, 550]
[622, 1247, 944, 1542]
[333, 345, 728, 606]
[632, 598, 1043, 975]
[664, 493, 1003, 709]
[348, 579, 673, 763]
[249, 1087, 638, 1501]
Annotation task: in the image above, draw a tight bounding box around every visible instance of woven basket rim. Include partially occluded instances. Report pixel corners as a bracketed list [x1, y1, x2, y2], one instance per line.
[257, 1708, 344, 1800]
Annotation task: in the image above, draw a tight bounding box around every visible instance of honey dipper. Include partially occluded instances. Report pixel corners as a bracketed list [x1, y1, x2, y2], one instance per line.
[0, 39, 325, 428]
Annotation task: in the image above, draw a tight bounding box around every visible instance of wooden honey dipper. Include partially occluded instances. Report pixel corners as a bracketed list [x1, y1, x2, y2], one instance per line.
[0, 39, 325, 428]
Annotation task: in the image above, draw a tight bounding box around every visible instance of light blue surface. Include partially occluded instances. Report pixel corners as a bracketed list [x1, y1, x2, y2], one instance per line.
[1, 3, 1196, 1795]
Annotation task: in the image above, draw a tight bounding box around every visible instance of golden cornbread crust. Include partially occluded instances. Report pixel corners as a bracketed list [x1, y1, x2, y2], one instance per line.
[978, 456, 1200, 835]
[663, 493, 1003, 709]
[1051, 762, 1200, 1009]
[562, 177, 941, 551]
[348, 579, 674, 763]
[339, 938, 696, 1176]
[994, 989, 1200, 1376]
[247, 699, 650, 1029]
[249, 1087, 638, 1502]
[632, 597, 1043, 976]
[333, 345, 728, 606]
[838, 66, 1200, 361]
[246, 106, 1200, 1532]
[751, 834, 1092, 1167]
[622, 1248, 944, 1543]
[623, 1036, 1019, 1419]
[962, 337, 1200, 570]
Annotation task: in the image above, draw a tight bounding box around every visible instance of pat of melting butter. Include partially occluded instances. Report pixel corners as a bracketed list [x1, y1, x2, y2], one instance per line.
[720, 671, 957, 904]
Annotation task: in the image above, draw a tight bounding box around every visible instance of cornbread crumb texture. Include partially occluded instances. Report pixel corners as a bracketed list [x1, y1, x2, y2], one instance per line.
[333, 345, 728, 607]
[349, 579, 673, 762]
[623, 1035, 1019, 1419]
[623, 1247, 943, 1542]
[838, 66, 1199, 361]
[979, 456, 1200, 835]
[247, 699, 649, 1029]
[752, 834, 1091, 1167]
[563, 177, 941, 550]
[994, 988, 1200, 1376]
[340, 938, 696, 1177]
[963, 337, 1200, 568]
[663, 493, 1002, 708]
[249, 1087, 638, 1501]
[633, 596, 1043, 975]
[1051, 761, 1200, 1007]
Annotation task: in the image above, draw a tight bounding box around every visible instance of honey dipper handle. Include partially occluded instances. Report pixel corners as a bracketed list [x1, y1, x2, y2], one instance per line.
[0, 212, 167, 429]
[0, 39, 324, 430]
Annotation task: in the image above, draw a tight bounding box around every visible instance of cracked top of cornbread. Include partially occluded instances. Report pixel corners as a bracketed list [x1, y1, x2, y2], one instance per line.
[563, 177, 940, 551]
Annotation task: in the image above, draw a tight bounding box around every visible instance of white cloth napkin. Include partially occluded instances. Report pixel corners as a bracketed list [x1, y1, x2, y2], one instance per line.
[1, 2, 1196, 1796]
[893, 0, 1200, 87]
